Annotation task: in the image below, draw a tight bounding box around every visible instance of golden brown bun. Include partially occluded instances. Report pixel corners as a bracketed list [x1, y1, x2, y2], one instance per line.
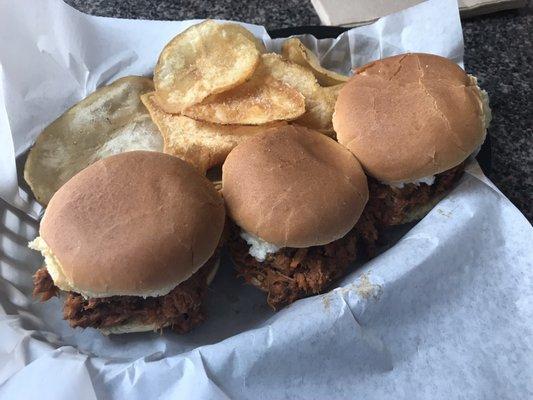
[99, 321, 162, 335]
[222, 125, 368, 248]
[39, 151, 225, 298]
[333, 53, 489, 183]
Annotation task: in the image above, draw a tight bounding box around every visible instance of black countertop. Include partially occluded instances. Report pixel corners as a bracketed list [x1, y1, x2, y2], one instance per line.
[65, 1, 533, 221]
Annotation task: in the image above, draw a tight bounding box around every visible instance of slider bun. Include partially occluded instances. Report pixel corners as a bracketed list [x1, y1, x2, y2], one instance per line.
[99, 321, 163, 335]
[39, 151, 225, 298]
[333, 53, 489, 183]
[222, 125, 368, 248]
[100, 260, 220, 335]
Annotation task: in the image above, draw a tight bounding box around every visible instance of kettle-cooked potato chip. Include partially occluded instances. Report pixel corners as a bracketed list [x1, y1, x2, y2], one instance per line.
[24, 76, 163, 205]
[282, 38, 349, 86]
[142, 92, 285, 174]
[261, 53, 319, 98]
[182, 61, 305, 125]
[154, 20, 261, 113]
[295, 84, 343, 134]
[261, 53, 343, 132]
[223, 23, 267, 53]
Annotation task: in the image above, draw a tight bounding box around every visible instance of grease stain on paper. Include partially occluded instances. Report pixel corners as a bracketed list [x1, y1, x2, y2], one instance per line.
[355, 273, 383, 300]
[436, 208, 453, 218]
[322, 293, 331, 310]
[322, 273, 383, 311]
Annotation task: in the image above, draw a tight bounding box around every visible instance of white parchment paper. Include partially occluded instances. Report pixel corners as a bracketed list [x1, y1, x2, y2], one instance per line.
[0, 0, 531, 399]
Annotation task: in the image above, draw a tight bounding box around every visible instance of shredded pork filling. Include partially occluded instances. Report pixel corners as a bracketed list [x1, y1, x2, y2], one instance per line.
[365, 163, 465, 227]
[32, 251, 219, 333]
[229, 164, 464, 308]
[229, 214, 378, 309]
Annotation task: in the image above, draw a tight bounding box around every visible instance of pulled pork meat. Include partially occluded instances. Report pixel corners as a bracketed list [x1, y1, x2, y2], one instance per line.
[365, 163, 465, 227]
[32, 254, 218, 333]
[229, 217, 378, 309]
[33, 267, 59, 301]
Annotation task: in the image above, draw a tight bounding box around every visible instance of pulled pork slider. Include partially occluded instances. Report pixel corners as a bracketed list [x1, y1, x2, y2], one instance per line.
[222, 125, 374, 309]
[333, 53, 491, 226]
[30, 151, 225, 334]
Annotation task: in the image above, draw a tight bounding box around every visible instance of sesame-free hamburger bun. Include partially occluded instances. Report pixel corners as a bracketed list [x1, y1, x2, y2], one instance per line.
[333, 53, 491, 185]
[31, 151, 225, 299]
[222, 125, 368, 248]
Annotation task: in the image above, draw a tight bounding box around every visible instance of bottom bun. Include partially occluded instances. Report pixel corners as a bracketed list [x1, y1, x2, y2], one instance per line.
[399, 191, 449, 225]
[100, 258, 220, 335]
[206, 258, 220, 285]
[99, 321, 164, 335]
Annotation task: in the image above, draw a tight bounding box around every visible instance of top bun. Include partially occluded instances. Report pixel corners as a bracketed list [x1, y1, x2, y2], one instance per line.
[333, 53, 490, 184]
[222, 125, 368, 248]
[37, 151, 225, 298]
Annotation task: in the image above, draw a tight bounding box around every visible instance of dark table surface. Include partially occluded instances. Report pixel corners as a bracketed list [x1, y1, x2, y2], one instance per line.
[65, 0, 533, 222]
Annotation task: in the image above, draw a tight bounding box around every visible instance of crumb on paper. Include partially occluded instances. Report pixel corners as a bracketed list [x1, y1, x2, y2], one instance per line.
[355, 273, 382, 301]
[322, 273, 382, 311]
[322, 293, 331, 310]
[437, 208, 452, 218]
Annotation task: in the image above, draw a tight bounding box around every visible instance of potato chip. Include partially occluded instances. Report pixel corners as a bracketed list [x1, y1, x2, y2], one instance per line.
[142, 92, 285, 174]
[295, 84, 343, 134]
[24, 76, 163, 205]
[282, 38, 349, 86]
[154, 20, 260, 113]
[261, 53, 319, 98]
[260, 53, 343, 133]
[182, 61, 305, 125]
[223, 24, 267, 53]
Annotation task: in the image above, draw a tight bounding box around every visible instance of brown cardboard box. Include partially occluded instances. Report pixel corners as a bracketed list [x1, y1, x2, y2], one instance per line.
[311, 0, 526, 26]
